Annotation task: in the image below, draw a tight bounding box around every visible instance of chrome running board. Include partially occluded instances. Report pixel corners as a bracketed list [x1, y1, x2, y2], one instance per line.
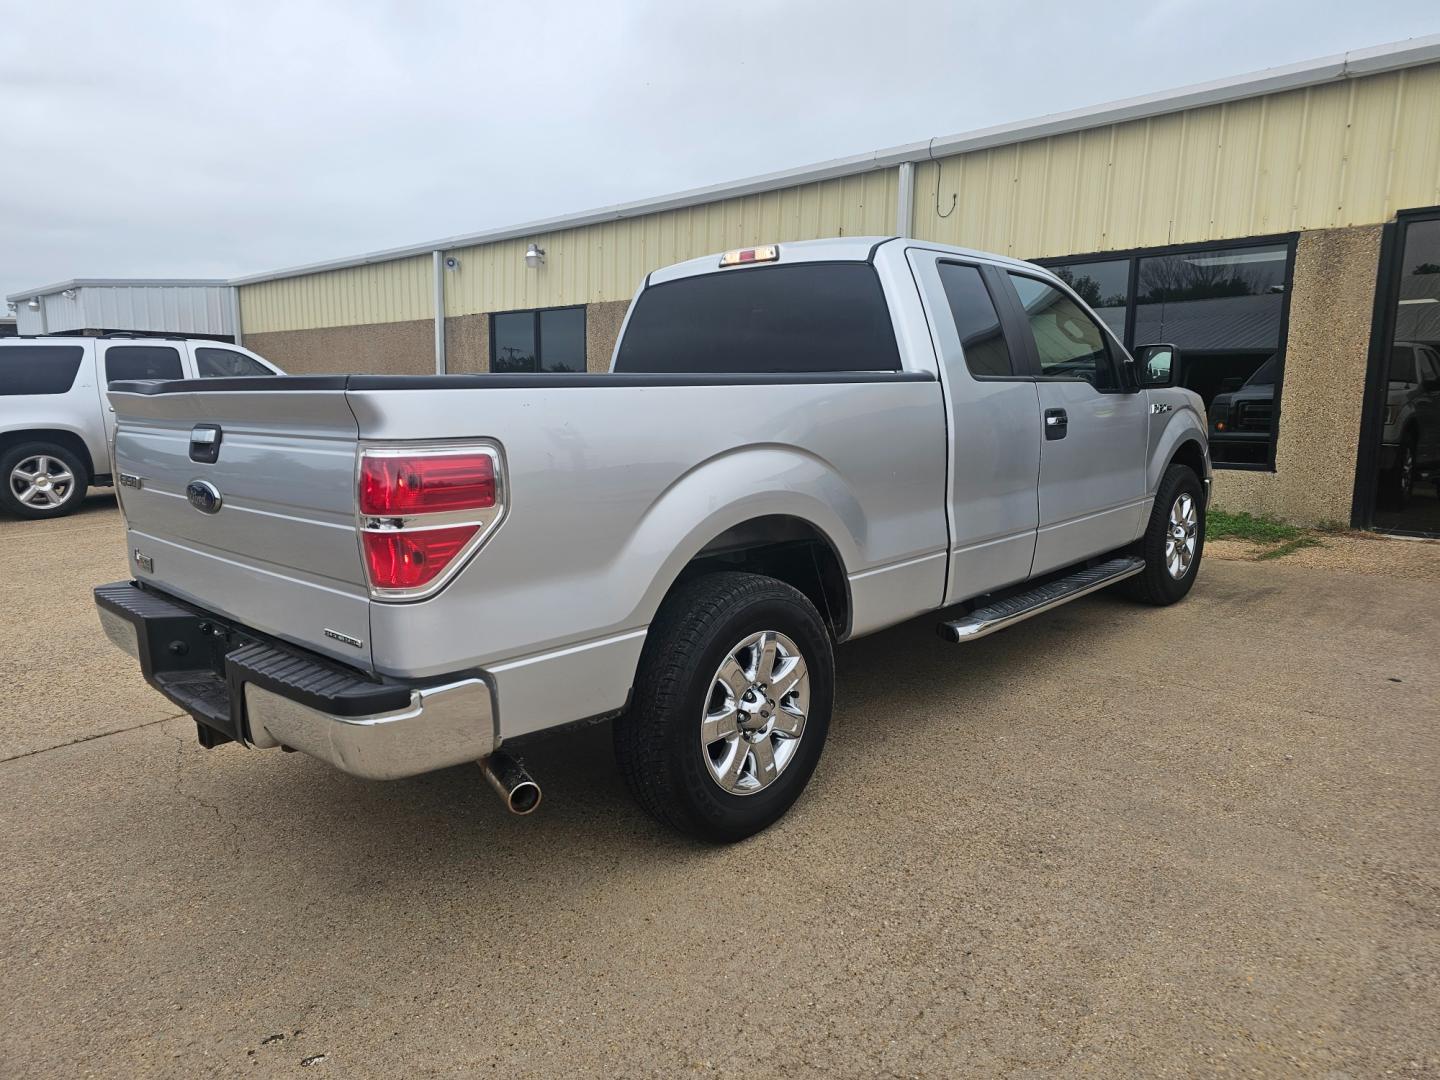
[938, 555, 1145, 643]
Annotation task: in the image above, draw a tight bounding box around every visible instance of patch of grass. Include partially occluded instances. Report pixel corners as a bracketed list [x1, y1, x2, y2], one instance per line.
[1206, 510, 1306, 543]
[1255, 535, 1323, 560]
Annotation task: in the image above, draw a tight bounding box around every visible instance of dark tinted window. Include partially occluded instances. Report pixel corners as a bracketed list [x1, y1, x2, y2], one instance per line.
[195, 347, 273, 378]
[104, 345, 183, 383]
[937, 263, 1012, 377]
[1388, 345, 1417, 386]
[492, 312, 536, 373]
[539, 307, 586, 372]
[0, 346, 84, 395]
[614, 263, 900, 374]
[1007, 273, 1117, 389]
[1051, 259, 1128, 338]
[489, 307, 587, 373]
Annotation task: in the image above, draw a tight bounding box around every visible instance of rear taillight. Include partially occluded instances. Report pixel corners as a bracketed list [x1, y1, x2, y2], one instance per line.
[358, 445, 504, 598]
[362, 526, 479, 591]
[360, 452, 495, 516]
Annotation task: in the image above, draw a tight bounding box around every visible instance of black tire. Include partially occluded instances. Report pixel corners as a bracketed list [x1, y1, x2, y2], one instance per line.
[0, 442, 88, 520]
[1380, 434, 1416, 510]
[615, 572, 834, 843]
[1122, 464, 1205, 606]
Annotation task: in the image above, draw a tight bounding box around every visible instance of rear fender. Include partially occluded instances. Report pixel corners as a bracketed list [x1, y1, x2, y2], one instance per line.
[623, 444, 862, 630]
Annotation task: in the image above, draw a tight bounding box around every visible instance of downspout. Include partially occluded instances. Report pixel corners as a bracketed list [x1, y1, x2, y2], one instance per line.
[895, 161, 915, 237]
[229, 286, 244, 346]
[433, 250, 447, 375]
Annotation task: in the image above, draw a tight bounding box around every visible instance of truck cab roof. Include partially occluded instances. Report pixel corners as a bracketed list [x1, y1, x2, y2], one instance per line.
[647, 236, 1051, 288]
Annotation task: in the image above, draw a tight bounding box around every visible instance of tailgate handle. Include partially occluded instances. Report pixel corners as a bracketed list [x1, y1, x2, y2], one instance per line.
[190, 424, 223, 464]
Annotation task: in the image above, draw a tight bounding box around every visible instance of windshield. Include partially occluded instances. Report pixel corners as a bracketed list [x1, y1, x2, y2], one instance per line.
[1242, 355, 1280, 388]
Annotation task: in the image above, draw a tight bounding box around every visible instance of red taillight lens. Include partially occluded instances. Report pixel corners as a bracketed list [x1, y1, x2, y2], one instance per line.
[361, 525, 479, 590]
[360, 452, 496, 517]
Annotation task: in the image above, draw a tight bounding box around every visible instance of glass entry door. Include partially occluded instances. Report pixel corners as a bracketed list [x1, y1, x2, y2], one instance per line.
[1360, 210, 1440, 536]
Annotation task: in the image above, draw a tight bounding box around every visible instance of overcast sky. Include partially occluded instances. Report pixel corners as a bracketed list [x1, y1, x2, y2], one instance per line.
[2, 0, 1437, 302]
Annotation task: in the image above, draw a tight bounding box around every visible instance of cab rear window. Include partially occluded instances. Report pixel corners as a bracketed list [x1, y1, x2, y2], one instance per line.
[614, 263, 901, 374]
[0, 346, 84, 395]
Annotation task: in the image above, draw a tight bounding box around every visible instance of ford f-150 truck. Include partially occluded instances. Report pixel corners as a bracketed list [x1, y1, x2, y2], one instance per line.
[95, 237, 1210, 842]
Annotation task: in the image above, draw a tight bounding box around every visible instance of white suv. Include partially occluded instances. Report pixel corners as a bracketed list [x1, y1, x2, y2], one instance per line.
[0, 335, 282, 519]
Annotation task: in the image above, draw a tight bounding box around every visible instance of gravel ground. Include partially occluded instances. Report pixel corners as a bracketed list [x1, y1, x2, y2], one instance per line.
[3, 496, 1438, 1078]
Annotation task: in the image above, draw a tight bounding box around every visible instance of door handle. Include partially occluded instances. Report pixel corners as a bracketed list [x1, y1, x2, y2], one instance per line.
[1044, 408, 1068, 440]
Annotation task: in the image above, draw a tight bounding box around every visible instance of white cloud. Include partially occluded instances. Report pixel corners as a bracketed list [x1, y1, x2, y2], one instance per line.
[2, 0, 1437, 300]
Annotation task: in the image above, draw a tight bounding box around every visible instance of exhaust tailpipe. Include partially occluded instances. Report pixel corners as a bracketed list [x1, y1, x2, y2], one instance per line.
[479, 751, 542, 815]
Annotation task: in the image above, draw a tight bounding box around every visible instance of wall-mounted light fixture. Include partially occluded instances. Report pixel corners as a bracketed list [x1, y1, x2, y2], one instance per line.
[61, 289, 77, 300]
[524, 243, 545, 269]
[5, 302, 15, 316]
[27, 297, 40, 311]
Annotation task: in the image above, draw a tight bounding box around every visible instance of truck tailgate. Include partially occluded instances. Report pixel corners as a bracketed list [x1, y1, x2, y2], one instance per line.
[109, 383, 373, 670]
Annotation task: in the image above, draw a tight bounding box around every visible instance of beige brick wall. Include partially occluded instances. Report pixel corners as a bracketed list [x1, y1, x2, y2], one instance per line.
[585, 300, 629, 373]
[443, 314, 488, 374]
[1210, 224, 1383, 526]
[243, 319, 433, 376]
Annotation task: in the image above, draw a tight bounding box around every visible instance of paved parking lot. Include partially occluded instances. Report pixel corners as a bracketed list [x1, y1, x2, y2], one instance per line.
[3, 498, 1438, 1078]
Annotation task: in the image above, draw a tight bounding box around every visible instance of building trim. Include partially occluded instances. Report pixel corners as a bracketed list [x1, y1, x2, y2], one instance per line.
[225, 34, 1440, 287]
[6, 278, 229, 304]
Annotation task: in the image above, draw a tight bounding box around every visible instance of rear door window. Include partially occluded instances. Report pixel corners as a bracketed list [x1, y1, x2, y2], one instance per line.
[0, 346, 84, 395]
[937, 263, 1014, 377]
[104, 345, 183, 383]
[194, 347, 274, 378]
[614, 263, 901, 374]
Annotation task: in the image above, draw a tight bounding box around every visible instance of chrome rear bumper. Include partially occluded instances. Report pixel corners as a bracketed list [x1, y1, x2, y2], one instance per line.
[96, 580, 496, 780]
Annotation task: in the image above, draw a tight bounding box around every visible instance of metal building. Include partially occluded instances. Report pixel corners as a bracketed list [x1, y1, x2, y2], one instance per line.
[13, 35, 1440, 534]
[6, 279, 239, 339]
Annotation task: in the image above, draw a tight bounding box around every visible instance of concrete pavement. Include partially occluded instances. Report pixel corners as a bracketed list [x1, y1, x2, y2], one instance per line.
[3, 498, 1437, 1077]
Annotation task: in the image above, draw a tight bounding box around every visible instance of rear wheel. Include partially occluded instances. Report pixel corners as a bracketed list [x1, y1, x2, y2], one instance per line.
[1123, 464, 1205, 606]
[615, 572, 834, 843]
[0, 442, 87, 520]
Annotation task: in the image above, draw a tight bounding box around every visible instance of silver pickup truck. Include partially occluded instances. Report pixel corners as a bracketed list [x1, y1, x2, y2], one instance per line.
[95, 237, 1210, 841]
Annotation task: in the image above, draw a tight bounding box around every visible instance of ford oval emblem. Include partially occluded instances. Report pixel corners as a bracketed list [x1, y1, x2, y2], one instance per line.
[186, 480, 223, 514]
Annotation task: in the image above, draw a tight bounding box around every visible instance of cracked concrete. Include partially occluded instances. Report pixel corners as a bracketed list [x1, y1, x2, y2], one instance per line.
[2, 498, 1438, 1077]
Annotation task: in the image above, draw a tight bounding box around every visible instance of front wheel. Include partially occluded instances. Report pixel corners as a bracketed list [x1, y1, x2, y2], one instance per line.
[1380, 436, 1416, 510]
[615, 572, 834, 843]
[1123, 464, 1205, 605]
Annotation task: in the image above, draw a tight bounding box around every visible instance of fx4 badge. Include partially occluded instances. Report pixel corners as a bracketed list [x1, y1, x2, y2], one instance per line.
[1152, 402, 1173, 414]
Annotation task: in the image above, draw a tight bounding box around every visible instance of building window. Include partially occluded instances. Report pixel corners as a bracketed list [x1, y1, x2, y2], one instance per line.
[1042, 237, 1295, 469]
[490, 306, 587, 373]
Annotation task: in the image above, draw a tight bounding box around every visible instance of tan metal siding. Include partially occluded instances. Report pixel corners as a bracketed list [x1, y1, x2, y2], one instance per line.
[442, 170, 898, 315]
[238, 174, 896, 331]
[237, 255, 433, 334]
[913, 65, 1440, 258]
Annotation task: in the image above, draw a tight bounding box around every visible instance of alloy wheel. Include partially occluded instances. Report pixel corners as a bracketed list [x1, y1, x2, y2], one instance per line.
[9, 454, 76, 511]
[1165, 492, 1198, 580]
[700, 630, 810, 795]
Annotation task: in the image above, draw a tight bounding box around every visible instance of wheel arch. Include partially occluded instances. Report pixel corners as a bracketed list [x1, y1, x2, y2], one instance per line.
[0, 428, 96, 481]
[668, 514, 853, 642]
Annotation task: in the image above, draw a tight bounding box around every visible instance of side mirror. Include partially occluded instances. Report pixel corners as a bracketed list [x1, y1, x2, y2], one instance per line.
[1135, 343, 1181, 389]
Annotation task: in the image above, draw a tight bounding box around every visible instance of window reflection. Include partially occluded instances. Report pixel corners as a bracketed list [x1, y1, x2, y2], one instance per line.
[1043, 242, 1293, 469]
[1373, 217, 1440, 533]
[1052, 260, 1128, 339]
